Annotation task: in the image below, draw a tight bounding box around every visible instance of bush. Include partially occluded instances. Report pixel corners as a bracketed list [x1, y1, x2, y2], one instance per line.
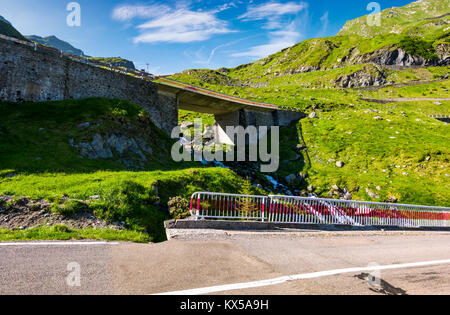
[398, 37, 438, 60]
[51, 225, 72, 233]
[91, 180, 168, 242]
[168, 197, 190, 220]
[50, 200, 86, 217]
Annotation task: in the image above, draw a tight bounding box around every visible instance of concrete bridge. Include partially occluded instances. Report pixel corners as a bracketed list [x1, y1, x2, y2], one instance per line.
[0, 35, 303, 144]
[158, 78, 304, 144]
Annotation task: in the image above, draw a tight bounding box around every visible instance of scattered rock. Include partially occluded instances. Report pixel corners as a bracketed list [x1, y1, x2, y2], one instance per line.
[365, 188, 380, 199]
[343, 192, 353, 200]
[374, 116, 383, 120]
[308, 112, 317, 119]
[285, 174, 297, 185]
[77, 122, 90, 129]
[387, 196, 398, 203]
[336, 161, 345, 168]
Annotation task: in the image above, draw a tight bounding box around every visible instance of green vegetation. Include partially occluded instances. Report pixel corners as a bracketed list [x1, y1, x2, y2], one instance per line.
[338, 0, 450, 40]
[0, 19, 27, 41]
[168, 0, 450, 207]
[0, 98, 249, 242]
[87, 57, 136, 70]
[398, 37, 439, 60]
[0, 225, 150, 243]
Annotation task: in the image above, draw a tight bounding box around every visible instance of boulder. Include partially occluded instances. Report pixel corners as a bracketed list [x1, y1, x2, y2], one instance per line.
[285, 174, 297, 184]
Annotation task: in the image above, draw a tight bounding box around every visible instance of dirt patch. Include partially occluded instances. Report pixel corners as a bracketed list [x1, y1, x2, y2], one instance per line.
[0, 196, 122, 230]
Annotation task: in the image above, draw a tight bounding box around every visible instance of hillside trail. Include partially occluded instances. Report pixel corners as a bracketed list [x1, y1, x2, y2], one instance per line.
[361, 97, 450, 104]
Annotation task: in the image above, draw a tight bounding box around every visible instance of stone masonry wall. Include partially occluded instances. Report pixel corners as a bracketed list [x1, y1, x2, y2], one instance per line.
[0, 38, 178, 134]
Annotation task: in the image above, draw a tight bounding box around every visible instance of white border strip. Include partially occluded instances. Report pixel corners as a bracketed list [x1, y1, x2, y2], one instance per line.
[0, 241, 119, 247]
[154, 259, 450, 295]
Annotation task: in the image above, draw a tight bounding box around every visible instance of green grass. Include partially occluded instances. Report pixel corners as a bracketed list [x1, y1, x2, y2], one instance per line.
[0, 225, 150, 243]
[338, 0, 450, 40]
[0, 98, 249, 242]
[170, 67, 450, 207]
[298, 100, 450, 206]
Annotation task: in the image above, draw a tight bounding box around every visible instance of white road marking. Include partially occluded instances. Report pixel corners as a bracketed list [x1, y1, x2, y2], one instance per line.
[0, 241, 119, 247]
[154, 259, 450, 295]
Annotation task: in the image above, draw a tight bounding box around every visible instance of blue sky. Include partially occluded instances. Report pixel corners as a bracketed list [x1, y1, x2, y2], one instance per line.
[0, 0, 413, 74]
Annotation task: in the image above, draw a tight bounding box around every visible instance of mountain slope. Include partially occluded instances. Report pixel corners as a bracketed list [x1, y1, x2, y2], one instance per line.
[172, 0, 448, 89]
[339, 0, 449, 39]
[26, 35, 86, 56]
[170, 0, 450, 206]
[0, 16, 27, 41]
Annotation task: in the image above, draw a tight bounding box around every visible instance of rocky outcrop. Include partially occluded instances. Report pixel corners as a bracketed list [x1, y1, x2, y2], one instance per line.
[345, 46, 441, 67]
[436, 43, 450, 65]
[70, 132, 154, 169]
[333, 69, 387, 88]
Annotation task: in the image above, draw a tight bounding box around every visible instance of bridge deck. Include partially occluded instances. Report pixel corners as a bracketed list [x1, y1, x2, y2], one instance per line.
[157, 77, 279, 115]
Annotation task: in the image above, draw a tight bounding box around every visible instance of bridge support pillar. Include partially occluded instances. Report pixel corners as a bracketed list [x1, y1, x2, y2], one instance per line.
[213, 110, 305, 145]
[213, 111, 240, 145]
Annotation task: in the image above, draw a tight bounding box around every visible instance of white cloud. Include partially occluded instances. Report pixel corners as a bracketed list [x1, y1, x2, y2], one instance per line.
[239, 1, 307, 22]
[318, 11, 329, 36]
[112, 4, 171, 21]
[232, 22, 301, 58]
[233, 2, 308, 59]
[112, 4, 233, 44]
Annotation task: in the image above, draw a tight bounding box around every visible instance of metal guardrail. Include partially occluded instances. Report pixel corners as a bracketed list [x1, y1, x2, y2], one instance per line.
[190, 192, 269, 221]
[190, 192, 450, 228]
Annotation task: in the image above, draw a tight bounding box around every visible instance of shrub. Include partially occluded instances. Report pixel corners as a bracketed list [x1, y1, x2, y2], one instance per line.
[51, 225, 72, 233]
[168, 197, 190, 220]
[91, 180, 168, 241]
[51, 200, 86, 217]
[398, 37, 438, 61]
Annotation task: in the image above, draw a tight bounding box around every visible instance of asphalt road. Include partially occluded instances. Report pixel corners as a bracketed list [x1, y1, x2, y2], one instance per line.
[1, 231, 449, 295]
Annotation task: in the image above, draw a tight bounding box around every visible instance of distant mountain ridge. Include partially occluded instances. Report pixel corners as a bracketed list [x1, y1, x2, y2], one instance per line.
[172, 0, 449, 89]
[0, 17, 137, 71]
[26, 35, 87, 57]
[0, 15, 27, 41]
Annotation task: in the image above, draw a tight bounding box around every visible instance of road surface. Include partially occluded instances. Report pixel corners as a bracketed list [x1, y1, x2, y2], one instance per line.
[1, 231, 449, 295]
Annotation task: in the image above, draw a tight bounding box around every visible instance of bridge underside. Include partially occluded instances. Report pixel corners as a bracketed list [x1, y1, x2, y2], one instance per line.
[158, 78, 305, 144]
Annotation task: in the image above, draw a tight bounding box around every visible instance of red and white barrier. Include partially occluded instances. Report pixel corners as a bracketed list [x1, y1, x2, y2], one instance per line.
[190, 192, 450, 228]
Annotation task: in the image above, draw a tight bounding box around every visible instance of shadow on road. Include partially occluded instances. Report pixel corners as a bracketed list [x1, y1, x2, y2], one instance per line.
[355, 273, 408, 295]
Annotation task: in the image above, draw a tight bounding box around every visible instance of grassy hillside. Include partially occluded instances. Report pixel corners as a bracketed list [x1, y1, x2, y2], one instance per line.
[170, 0, 450, 207]
[0, 98, 251, 242]
[339, 0, 449, 39]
